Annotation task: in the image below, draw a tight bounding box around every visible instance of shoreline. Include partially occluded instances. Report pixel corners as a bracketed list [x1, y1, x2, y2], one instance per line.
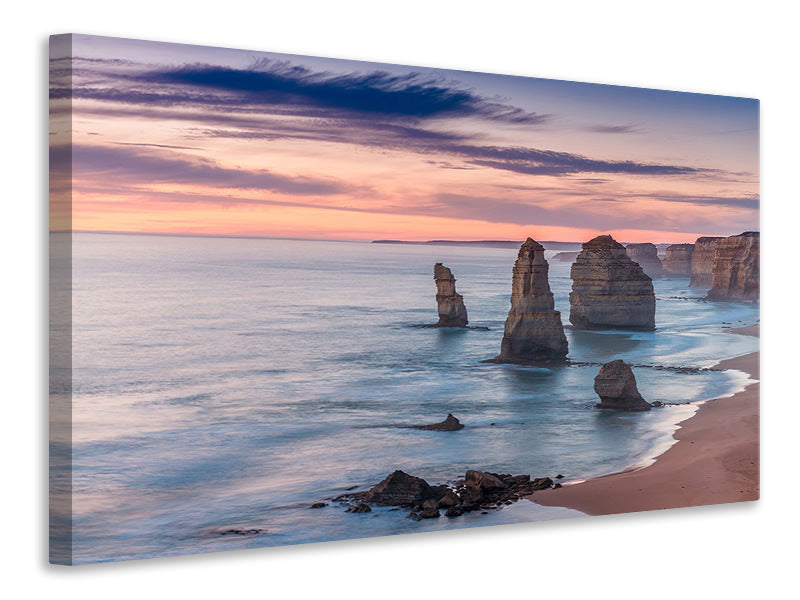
[531, 324, 759, 515]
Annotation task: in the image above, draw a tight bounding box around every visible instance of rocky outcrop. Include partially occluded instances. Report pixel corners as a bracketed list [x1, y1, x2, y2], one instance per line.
[690, 237, 724, 287]
[364, 470, 434, 506]
[705, 232, 759, 302]
[409, 414, 464, 431]
[663, 244, 695, 276]
[433, 263, 468, 327]
[594, 360, 652, 411]
[494, 238, 568, 363]
[553, 251, 579, 262]
[569, 235, 656, 330]
[339, 469, 557, 519]
[625, 243, 663, 278]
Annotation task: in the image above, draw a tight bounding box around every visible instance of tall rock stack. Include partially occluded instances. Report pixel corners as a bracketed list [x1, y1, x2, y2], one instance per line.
[433, 263, 469, 327]
[625, 243, 663, 278]
[569, 235, 656, 330]
[662, 243, 695, 276]
[690, 237, 724, 287]
[494, 238, 568, 363]
[705, 232, 760, 302]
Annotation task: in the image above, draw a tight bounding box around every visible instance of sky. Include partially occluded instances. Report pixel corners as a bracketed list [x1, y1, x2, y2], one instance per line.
[49, 34, 759, 243]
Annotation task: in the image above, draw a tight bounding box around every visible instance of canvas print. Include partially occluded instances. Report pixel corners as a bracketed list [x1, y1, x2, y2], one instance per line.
[49, 34, 760, 565]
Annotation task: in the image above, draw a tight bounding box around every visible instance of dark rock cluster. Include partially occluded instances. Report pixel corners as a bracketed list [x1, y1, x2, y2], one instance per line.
[336, 469, 556, 519]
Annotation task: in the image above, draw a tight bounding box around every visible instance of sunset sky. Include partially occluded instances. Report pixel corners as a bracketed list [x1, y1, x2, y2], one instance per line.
[50, 34, 759, 243]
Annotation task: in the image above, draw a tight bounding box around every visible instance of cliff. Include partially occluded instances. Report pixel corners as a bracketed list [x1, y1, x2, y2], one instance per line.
[662, 243, 695, 276]
[705, 232, 759, 302]
[625, 243, 663, 278]
[689, 237, 724, 287]
[594, 360, 652, 411]
[494, 238, 568, 363]
[569, 235, 655, 330]
[433, 263, 468, 327]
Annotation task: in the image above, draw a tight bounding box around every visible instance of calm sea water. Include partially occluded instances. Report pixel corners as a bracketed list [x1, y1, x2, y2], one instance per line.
[55, 233, 759, 563]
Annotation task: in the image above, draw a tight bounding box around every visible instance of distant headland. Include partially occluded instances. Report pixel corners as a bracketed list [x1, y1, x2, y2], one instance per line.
[371, 239, 583, 251]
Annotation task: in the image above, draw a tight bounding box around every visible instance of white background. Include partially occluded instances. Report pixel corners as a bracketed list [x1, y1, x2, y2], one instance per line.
[2, 1, 797, 597]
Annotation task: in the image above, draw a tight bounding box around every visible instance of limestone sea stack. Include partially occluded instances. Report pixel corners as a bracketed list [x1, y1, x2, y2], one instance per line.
[569, 235, 656, 330]
[662, 243, 695, 277]
[705, 232, 760, 302]
[494, 238, 568, 363]
[625, 243, 663, 278]
[433, 263, 468, 327]
[594, 360, 652, 411]
[689, 237, 724, 287]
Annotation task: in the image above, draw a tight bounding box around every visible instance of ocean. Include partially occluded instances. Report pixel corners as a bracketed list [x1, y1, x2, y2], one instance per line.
[53, 232, 759, 563]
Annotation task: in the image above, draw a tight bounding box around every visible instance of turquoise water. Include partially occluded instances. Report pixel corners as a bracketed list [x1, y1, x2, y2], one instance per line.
[55, 233, 759, 563]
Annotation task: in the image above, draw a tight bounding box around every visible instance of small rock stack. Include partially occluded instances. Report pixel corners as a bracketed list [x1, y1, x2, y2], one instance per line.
[594, 360, 652, 411]
[433, 263, 468, 327]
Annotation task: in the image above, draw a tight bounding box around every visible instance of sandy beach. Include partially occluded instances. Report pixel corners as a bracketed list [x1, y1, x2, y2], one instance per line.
[532, 324, 760, 515]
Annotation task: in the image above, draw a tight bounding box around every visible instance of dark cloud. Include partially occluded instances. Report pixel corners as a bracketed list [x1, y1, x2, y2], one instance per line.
[55, 56, 550, 125]
[51, 144, 347, 196]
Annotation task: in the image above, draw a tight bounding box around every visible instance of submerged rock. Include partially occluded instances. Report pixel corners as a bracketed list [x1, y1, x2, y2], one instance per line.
[663, 243, 695, 277]
[345, 503, 372, 513]
[625, 243, 663, 278]
[705, 232, 759, 303]
[690, 237, 724, 288]
[494, 238, 568, 363]
[409, 413, 464, 431]
[433, 263, 468, 327]
[569, 235, 655, 330]
[593, 360, 652, 411]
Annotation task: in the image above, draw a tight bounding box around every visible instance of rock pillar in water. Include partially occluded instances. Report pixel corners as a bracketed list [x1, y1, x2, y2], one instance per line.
[434, 263, 468, 327]
[625, 243, 663, 278]
[705, 232, 759, 302]
[689, 237, 724, 287]
[494, 238, 568, 363]
[569, 235, 655, 330]
[594, 360, 652, 411]
[663, 243, 695, 276]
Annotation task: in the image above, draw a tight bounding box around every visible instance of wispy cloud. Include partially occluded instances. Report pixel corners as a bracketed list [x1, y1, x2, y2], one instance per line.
[584, 123, 643, 134]
[52, 144, 348, 196]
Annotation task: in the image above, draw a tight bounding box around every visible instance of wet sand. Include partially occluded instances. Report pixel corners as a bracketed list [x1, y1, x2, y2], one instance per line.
[532, 325, 760, 515]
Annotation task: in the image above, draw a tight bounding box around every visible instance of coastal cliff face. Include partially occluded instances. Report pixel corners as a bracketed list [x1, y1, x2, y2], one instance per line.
[625, 243, 662, 278]
[705, 232, 760, 302]
[433, 263, 468, 327]
[569, 235, 656, 330]
[663, 244, 695, 276]
[494, 238, 568, 363]
[594, 360, 652, 411]
[690, 237, 724, 287]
